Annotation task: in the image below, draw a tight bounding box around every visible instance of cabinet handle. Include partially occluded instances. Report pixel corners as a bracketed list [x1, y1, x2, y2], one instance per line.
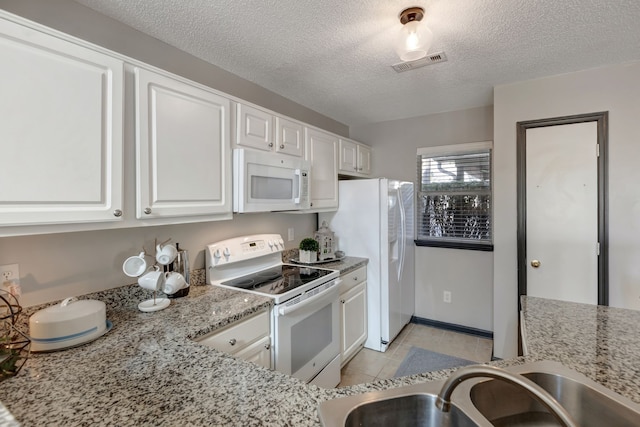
[264, 343, 271, 350]
[144, 207, 152, 215]
[353, 276, 358, 281]
[341, 300, 345, 304]
[354, 167, 358, 171]
[280, 144, 285, 149]
[229, 338, 237, 346]
[113, 209, 123, 217]
[268, 142, 274, 148]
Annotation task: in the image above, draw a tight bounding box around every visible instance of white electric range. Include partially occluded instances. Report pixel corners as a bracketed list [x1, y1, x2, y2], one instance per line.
[205, 234, 341, 387]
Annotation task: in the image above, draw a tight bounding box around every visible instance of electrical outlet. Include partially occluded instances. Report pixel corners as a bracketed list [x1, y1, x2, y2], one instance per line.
[443, 290, 452, 304]
[0, 264, 20, 285]
[288, 228, 295, 241]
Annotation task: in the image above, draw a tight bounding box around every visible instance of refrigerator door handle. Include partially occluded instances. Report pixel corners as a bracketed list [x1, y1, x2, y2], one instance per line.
[396, 187, 406, 282]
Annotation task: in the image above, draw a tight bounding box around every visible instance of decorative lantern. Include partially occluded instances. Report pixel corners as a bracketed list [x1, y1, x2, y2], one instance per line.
[314, 221, 336, 261]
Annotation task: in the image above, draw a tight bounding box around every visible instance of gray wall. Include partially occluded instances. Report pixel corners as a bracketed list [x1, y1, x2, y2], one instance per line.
[0, 0, 344, 307]
[0, 0, 348, 136]
[493, 61, 640, 359]
[350, 106, 495, 332]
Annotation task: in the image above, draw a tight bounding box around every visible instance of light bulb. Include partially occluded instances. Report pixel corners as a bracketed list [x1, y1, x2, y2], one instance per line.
[396, 19, 433, 62]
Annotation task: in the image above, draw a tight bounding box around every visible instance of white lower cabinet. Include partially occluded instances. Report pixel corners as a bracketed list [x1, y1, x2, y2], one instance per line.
[234, 335, 272, 369]
[196, 309, 272, 369]
[340, 266, 368, 366]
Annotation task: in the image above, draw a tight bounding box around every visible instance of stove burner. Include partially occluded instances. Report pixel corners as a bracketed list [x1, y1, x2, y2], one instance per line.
[233, 278, 255, 288]
[221, 264, 334, 296]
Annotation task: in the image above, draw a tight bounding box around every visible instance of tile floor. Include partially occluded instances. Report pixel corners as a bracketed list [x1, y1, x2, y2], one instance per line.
[338, 323, 494, 387]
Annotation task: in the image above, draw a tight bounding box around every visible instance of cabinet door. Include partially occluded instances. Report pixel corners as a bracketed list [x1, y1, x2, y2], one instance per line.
[0, 18, 124, 226]
[340, 281, 367, 365]
[305, 128, 339, 210]
[135, 67, 231, 219]
[339, 139, 358, 174]
[235, 335, 272, 369]
[275, 116, 303, 157]
[357, 144, 372, 175]
[235, 103, 274, 151]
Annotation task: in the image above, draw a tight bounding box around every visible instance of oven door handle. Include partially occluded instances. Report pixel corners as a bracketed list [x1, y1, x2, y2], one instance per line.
[277, 279, 341, 316]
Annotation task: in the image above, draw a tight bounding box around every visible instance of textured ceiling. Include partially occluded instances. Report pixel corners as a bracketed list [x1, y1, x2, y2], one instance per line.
[74, 0, 640, 126]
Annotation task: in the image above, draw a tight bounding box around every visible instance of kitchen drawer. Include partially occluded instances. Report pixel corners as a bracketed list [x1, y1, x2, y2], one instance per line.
[340, 266, 367, 294]
[197, 309, 270, 354]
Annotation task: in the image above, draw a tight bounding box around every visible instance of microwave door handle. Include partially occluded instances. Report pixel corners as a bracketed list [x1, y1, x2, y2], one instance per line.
[294, 169, 302, 204]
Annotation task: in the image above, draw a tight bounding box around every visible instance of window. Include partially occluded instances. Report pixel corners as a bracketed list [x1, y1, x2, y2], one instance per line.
[416, 142, 493, 251]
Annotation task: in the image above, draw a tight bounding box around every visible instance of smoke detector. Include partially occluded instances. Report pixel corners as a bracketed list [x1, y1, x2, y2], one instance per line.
[391, 51, 448, 73]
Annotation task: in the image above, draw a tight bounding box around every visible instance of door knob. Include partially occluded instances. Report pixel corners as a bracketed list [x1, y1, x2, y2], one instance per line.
[531, 260, 541, 268]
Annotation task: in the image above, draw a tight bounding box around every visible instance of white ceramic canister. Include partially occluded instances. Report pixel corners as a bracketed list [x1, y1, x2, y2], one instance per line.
[29, 298, 109, 352]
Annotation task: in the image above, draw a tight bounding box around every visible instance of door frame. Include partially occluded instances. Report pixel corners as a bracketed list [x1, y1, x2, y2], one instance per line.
[516, 112, 609, 309]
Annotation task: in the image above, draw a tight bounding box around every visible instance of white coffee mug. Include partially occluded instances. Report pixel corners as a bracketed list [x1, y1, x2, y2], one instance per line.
[156, 244, 178, 265]
[138, 267, 166, 292]
[123, 252, 147, 277]
[163, 272, 188, 295]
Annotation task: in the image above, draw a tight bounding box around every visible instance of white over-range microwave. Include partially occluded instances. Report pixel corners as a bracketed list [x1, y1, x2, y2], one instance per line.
[233, 148, 311, 213]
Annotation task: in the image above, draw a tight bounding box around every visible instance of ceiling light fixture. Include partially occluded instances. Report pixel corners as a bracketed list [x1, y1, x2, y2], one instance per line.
[396, 6, 433, 62]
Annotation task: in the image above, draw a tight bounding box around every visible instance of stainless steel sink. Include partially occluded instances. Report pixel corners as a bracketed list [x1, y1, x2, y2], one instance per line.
[318, 361, 640, 427]
[344, 393, 477, 427]
[464, 362, 640, 427]
[318, 379, 493, 427]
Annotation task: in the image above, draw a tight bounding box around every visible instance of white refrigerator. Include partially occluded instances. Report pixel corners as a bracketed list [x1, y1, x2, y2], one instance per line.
[320, 178, 414, 352]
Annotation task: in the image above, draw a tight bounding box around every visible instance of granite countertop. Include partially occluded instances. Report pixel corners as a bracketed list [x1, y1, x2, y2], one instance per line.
[520, 295, 640, 404]
[3, 265, 640, 425]
[0, 256, 396, 427]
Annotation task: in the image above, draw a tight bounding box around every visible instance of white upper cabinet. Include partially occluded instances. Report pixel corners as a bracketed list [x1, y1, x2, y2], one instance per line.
[357, 144, 372, 175]
[0, 18, 124, 226]
[305, 128, 339, 210]
[235, 103, 274, 152]
[339, 139, 371, 177]
[275, 116, 304, 157]
[134, 67, 231, 219]
[235, 102, 303, 157]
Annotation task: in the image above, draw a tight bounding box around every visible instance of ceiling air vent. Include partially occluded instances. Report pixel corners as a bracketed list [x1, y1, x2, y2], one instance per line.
[391, 51, 447, 73]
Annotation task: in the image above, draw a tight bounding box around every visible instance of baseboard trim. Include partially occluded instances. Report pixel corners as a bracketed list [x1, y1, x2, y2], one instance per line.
[411, 316, 494, 340]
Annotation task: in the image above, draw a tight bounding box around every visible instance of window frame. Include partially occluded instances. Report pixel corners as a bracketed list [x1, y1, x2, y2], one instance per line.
[415, 141, 494, 252]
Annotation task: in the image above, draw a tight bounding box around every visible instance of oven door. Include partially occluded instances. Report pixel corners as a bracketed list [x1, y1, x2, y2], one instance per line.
[273, 283, 340, 383]
[233, 148, 310, 213]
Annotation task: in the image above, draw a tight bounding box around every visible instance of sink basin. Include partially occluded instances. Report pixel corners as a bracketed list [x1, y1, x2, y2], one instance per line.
[318, 361, 640, 427]
[344, 393, 477, 427]
[466, 362, 640, 427]
[318, 379, 492, 427]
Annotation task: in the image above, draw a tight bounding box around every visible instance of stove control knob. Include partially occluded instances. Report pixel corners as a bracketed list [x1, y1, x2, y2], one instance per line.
[279, 239, 284, 246]
[213, 249, 221, 259]
[268, 240, 274, 248]
[223, 247, 231, 257]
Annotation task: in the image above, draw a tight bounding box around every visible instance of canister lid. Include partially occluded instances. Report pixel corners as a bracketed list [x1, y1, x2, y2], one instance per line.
[30, 298, 105, 324]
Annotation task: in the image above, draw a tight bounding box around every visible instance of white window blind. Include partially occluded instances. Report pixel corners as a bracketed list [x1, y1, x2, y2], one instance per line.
[416, 142, 492, 249]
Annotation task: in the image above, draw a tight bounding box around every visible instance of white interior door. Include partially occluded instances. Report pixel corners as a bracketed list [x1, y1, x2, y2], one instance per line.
[526, 122, 598, 304]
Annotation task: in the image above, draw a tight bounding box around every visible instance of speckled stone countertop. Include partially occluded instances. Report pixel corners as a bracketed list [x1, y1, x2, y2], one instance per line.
[4, 268, 640, 425]
[520, 295, 640, 404]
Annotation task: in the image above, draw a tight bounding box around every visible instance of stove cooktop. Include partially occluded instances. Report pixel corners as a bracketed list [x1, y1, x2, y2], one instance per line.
[221, 264, 334, 297]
